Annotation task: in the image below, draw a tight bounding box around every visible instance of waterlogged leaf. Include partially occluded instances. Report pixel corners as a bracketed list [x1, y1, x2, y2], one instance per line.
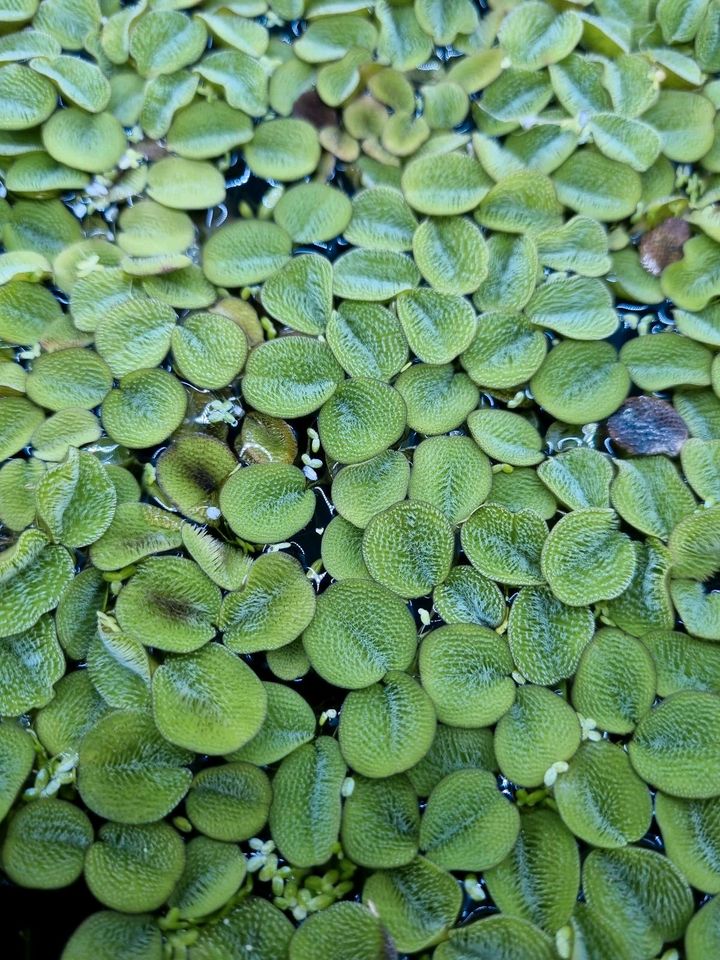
[472, 233, 538, 312]
[537, 448, 612, 511]
[527, 275, 617, 341]
[341, 774, 419, 868]
[630, 691, 720, 798]
[362, 856, 461, 954]
[420, 768, 518, 871]
[333, 248, 420, 301]
[188, 897, 294, 960]
[554, 740, 652, 847]
[332, 449, 410, 528]
[35, 448, 115, 548]
[101, 369, 187, 449]
[90, 503, 182, 571]
[396, 289, 475, 365]
[84, 821, 184, 913]
[668, 505, 720, 580]
[409, 436, 491, 525]
[531, 341, 630, 425]
[583, 847, 694, 960]
[412, 216, 488, 296]
[485, 810, 580, 933]
[507, 585, 595, 685]
[242, 336, 344, 418]
[156, 436, 236, 523]
[604, 540, 674, 638]
[363, 500, 454, 599]
[238, 411, 297, 466]
[2, 799, 92, 889]
[0, 720, 34, 823]
[494, 685, 581, 787]
[621, 332, 713, 391]
[230, 682, 315, 767]
[318, 377, 407, 464]
[273, 185, 351, 245]
[116, 556, 221, 653]
[435, 915, 556, 960]
[153, 643, 266, 755]
[419, 623, 514, 727]
[185, 762, 272, 842]
[554, 149, 641, 221]
[289, 901, 390, 960]
[327, 302, 408, 381]
[461, 504, 547, 586]
[203, 220, 292, 288]
[401, 152, 491, 215]
[303, 578, 415, 689]
[269, 737, 345, 867]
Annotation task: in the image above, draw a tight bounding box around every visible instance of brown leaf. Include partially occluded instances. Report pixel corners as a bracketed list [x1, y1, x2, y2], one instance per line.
[638, 217, 691, 276]
[607, 396, 688, 457]
[292, 89, 338, 130]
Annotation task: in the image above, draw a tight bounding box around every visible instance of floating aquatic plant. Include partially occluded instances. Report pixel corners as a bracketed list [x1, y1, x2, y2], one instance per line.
[1, 0, 720, 958]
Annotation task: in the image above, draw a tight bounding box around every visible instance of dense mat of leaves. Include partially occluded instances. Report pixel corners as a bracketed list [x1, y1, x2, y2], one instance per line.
[1, 0, 720, 957]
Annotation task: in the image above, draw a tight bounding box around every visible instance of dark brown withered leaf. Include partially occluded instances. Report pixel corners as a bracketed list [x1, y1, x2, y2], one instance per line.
[608, 396, 688, 457]
[638, 217, 691, 276]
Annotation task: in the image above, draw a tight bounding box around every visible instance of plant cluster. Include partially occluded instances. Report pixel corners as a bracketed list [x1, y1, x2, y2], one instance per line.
[2, 0, 720, 957]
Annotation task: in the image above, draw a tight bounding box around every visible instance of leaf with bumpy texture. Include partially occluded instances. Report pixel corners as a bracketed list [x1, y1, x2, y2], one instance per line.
[2, 799, 92, 889]
[341, 774, 419, 869]
[461, 504, 547, 586]
[189, 897, 294, 960]
[419, 623, 515, 728]
[229, 683, 316, 767]
[0, 721, 35, 824]
[494, 685, 581, 787]
[420, 768, 519, 871]
[583, 847, 694, 960]
[541, 508, 636, 605]
[221, 552, 316, 654]
[241, 336, 344, 418]
[433, 565, 505, 628]
[396, 288, 476, 365]
[289, 901, 391, 960]
[0, 539, 74, 639]
[407, 725, 496, 796]
[409, 436, 491, 525]
[668, 504, 720, 580]
[537, 448, 613, 510]
[332, 450, 410, 528]
[508, 585, 595, 685]
[269, 737, 345, 868]
[656, 792, 720, 894]
[185, 762, 271, 842]
[531, 340, 630, 425]
[326, 302, 409, 381]
[167, 835, 246, 921]
[363, 500, 454, 599]
[35, 448, 116, 548]
[604, 540, 674, 637]
[89, 503, 182, 571]
[686, 896, 720, 960]
[554, 740, 652, 848]
[61, 912, 163, 960]
[84, 821, 185, 913]
[219, 464, 315, 544]
[0, 615, 65, 716]
[630, 691, 720, 797]
[435, 914, 556, 960]
[362, 856, 462, 954]
[467, 409, 544, 467]
[485, 809, 580, 934]
[302, 579, 416, 689]
[152, 643, 266, 755]
[78, 710, 192, 824]
[318, 377, 407, 465]
[339, 672, 436, 778]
